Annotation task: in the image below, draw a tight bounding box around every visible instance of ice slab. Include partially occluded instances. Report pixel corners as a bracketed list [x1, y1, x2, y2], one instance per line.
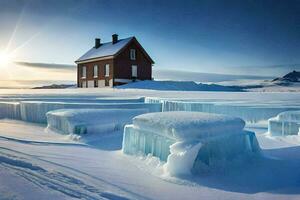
[132, 111, 245, 140]
[268, 111, 300, 136]
[165, 130, 259, 176]
[0, 97, 144, 103]
[20, 101, 162, 123]
[0, 102, 21, 120]
[123, 111, 260, 176]
[47, 109, 148, 135]
[145, 97, 298, 123]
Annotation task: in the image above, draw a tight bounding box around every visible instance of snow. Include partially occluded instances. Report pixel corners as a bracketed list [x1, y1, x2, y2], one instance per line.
[76, 37, 133, 62]
[47, 108, 148, 135]
[268, 111, 300, 136]
[164, 141, 202, 176]
[0, 88, 300, 199]
[132, 111, 245, 140]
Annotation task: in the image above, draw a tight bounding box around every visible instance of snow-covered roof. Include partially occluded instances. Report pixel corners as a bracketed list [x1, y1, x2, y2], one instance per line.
[76, 37, 134, 63]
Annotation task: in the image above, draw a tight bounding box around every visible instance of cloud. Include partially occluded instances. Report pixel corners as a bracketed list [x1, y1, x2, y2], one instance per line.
[14, 61, 76, 71]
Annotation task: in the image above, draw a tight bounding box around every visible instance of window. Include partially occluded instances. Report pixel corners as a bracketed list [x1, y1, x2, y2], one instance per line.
[130, 49, 136, 60]
[82, 66, 86, 78]
[93, 65, 98, 78]
[94, 80, 98, 87]
[105, 64, 110, 77]
[132, 65, 137, 78]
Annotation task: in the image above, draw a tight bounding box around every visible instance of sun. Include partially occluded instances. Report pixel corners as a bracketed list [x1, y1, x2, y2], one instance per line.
[0, 51, 13, 65]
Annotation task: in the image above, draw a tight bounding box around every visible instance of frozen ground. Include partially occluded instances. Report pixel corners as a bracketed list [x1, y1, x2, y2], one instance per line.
[0, 88, 300, 200]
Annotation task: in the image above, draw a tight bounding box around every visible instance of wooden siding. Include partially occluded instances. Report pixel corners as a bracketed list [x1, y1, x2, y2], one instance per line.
[77, 38, 152, 87]
[77, 59, 114, 87]
[114, 40, 152, 80]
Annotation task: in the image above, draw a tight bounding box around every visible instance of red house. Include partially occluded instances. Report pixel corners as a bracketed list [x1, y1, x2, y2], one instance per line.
[75, 34, 154, 88]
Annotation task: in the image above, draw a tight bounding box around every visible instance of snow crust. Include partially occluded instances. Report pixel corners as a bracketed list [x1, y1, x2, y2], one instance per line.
[47, 108, 148, 135]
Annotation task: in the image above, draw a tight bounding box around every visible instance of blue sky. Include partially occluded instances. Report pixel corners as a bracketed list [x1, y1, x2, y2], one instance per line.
[0, 0, 299, 79]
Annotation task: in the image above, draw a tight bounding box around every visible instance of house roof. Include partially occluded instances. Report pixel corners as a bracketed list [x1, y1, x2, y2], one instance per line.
[75, 37, 154, 64]
[76, 37, 133, 63]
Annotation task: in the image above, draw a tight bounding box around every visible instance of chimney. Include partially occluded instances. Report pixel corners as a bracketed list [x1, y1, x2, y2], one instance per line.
[95, 38, 101, 48]
[112, 34, 118, 44]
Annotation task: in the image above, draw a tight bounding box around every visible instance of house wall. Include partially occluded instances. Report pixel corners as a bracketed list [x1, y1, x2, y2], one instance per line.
[77, 38, 153, 87]
[114, 40, 152, 84]
[77, 59, 114, 88]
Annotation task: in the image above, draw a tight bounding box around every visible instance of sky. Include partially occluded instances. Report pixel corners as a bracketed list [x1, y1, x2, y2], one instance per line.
[0, 0, 299, 87]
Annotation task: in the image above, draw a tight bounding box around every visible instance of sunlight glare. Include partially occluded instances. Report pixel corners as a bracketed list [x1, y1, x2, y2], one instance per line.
[0, 51, 13, 66]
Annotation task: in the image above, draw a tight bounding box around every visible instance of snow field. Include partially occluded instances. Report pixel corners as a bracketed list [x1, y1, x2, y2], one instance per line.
[47, 108, 149, 135]
[123, 111, 260, 176]
[0, 90, 300, 199]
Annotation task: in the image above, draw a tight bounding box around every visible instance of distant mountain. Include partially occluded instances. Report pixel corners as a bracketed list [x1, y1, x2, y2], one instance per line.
[272, 71, 300, 85]
[117, 80, 243, 92]
[33, 84, 76, 89]
[153, 69, 272, 83]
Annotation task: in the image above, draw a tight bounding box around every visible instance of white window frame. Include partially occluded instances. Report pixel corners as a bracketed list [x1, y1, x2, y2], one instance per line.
[82, 66, 86, 78]
[132, 65, 137, 78]
[93, 65, 98, 78]
[105, 64, 110, 77]
[130, 49, 136, 60]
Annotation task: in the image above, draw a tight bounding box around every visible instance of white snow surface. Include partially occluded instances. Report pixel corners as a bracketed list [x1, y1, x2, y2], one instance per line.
[76, 37, 133, 62]
[164, 141, 202, 176]
[0, 88, 300, 200]
[133, 111, 245, 140]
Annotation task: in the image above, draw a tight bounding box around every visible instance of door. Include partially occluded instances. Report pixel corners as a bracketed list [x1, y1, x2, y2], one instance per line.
[132, 65, 137, 78]
[105, 78, 109, 86]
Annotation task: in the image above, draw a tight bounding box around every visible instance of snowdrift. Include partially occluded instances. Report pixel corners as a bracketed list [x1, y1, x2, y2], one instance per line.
[268, 111, 300, 136]
[47, 109, 148, 135]
[123, 111, 260, 176]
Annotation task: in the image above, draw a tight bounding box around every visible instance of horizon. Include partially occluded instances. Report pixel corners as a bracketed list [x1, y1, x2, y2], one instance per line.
[0, 0, 299, 88]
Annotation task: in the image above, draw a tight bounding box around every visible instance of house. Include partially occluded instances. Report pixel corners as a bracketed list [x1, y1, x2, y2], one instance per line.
[75, 34, 154, 88]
